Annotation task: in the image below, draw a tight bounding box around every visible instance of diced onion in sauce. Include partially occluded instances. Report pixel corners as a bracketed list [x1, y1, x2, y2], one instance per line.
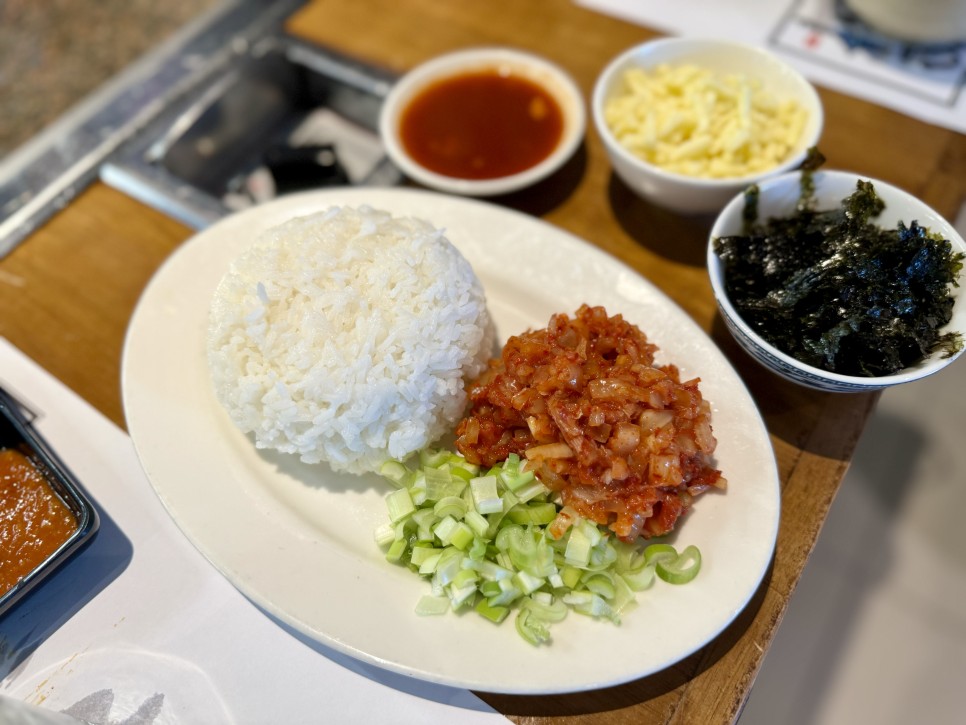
[456, 305, 723, 542]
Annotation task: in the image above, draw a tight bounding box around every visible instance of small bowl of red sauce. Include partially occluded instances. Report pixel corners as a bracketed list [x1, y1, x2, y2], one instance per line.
[379, 47, 586, 196]
[0, 387, 99, 615]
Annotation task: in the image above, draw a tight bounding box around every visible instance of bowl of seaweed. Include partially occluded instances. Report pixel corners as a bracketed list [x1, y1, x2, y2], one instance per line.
[708, 151, 965, 392]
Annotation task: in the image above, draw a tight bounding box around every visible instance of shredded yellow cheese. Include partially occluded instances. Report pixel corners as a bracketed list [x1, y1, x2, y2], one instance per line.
[604, 63, 807, 179]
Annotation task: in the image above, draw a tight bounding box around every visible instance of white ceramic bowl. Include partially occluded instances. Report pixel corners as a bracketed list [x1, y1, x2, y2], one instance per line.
[707, 170, 966, 392]
[592, 38, 824, 215]
[379, 47, 586, 196]
[846, 0, 966, 44]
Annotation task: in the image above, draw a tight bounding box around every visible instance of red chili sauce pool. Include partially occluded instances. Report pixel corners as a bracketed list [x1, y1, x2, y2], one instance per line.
[0, 447, 78, 596]
[399, 69, 564, 180]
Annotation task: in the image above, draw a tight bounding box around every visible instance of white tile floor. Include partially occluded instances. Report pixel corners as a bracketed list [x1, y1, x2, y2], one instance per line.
[738, 317, 966, 721]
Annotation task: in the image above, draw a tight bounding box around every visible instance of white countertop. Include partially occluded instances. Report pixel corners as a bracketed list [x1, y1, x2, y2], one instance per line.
[0, 338, 506, 724]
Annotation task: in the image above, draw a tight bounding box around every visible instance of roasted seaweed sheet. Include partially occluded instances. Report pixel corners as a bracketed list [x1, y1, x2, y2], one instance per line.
[713, 174, 964, 377]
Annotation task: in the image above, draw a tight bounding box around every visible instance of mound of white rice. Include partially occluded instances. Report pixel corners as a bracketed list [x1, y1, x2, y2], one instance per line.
[207, 205, 493, 475]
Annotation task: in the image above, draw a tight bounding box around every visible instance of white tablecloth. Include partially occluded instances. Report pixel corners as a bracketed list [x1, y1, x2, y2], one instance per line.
[0, 339, 506, 724]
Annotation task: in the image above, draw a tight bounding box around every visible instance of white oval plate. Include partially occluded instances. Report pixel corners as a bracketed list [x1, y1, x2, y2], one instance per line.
[122, 188, 779, 695]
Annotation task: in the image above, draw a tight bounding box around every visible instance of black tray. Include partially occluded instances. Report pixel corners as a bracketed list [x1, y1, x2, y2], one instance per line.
[0, 387, 100, 616]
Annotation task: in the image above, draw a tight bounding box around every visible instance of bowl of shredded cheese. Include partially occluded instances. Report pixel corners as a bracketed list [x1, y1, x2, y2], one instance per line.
[592, 37, 823, 214]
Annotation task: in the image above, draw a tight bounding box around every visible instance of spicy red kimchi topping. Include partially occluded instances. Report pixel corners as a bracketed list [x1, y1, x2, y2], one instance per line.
[455, 305, 724, 542]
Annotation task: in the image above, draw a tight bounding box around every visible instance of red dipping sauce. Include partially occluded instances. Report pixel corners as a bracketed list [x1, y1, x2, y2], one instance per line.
[0, 447, 78, 596]
[399, 69, 564, 180]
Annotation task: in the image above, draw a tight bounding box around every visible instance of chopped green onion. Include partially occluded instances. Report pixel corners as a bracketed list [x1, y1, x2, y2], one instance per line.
[448, 582, 477, 608]
[433, 515, 459, 545]
[656, 544, 702, 584]
[515, 607, 551, 645]
[417, 551, 442, 575]
[415, 595, 450, 616]
[411, 508, 435, 542]
[385, 488, 415, 524]
[564, 519, 601, 567]
[487, 578, 523, 607]
[409, 544, 438, 567]
[501, 466, 536, 492]
[385, 538, 407, 563]
[433, 496, 467, 520]
[380, 460, 410, 488]
[522, 594, 568, 622]
[621, 565, 657, 591]
[450, 466, 474, 482]
[563, 591, 615, 621]
[484, 490, 518, 538]
[465, 558, 513, 582]
[611, 573, 637, 615]
[375, 448, 703, 644]
[451, 567, 479, 590]
[448, 522, 474, 550]
[644, 543, 679, 567]
[560, 564, 582, 590]
[420, 448, 451, 467]
[424, 467, 463, 500]
[467, 536, 488, 560]
[470, 475, 502, 514]
[434, 547, 463, 586]
[582, 572, 616, 600]
[373, 522, 396, 547]
[506, 502, 557, 525]
[479, 580, 502, 598]
[464, 510, 489, 538]
[510, 479, 545, 502]
[512, 570, 546, 595]
[475, 598, 510, 624]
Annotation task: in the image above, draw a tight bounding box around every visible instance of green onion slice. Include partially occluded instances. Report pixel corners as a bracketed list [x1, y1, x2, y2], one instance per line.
[375, 447, 704, 644]
[655, 544, 702, 584]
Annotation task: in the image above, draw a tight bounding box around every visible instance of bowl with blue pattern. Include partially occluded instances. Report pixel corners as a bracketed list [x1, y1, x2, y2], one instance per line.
[707, 169, 966, 392]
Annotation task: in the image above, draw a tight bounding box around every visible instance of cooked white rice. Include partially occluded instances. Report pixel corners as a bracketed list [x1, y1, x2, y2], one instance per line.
[207, 205, 493, 475]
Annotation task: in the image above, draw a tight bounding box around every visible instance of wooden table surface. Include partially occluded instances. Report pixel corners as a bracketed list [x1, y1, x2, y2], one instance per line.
[2, 1, 963, 722]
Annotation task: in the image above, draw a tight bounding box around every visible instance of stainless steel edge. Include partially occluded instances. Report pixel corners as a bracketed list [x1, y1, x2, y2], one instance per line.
[0, 0, 306, 258]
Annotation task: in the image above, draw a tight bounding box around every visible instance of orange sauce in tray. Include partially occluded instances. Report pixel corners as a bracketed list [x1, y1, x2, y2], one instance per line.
[399, 69, 564, 179]
[0, 447, 78, 595]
